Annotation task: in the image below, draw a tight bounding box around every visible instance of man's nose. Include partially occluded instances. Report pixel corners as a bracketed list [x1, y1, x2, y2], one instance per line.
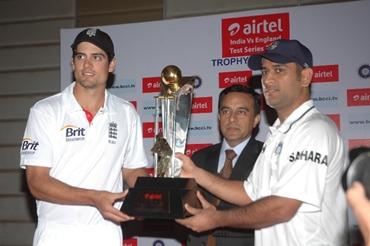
[262, 72, 274, 87]
[228, 111, 237, 122]
[83, 57, 93, 68]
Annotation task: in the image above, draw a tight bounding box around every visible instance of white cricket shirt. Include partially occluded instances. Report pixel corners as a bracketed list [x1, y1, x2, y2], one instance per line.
[20, 82, 148, 245]
[244, 100, 348, 246]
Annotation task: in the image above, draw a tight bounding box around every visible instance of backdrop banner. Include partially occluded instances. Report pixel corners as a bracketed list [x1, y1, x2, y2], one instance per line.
[60, 1, 370, 245]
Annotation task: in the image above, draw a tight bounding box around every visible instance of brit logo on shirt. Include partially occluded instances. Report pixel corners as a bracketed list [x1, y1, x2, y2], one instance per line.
[108, 122, 117, 144]
[62, 125, 86, 142]
[21, 137, 39, 155]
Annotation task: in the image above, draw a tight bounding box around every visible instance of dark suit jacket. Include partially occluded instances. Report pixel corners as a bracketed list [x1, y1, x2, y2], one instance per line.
[187, 137, 263, 246]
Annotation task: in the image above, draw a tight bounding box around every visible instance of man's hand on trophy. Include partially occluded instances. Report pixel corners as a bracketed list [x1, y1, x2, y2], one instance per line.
[175, 190, 218, 232]
[94, 189, 134, 223]
[175, 153, 197, 179]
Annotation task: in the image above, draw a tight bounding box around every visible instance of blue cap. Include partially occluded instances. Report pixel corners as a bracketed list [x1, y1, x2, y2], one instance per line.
[71, 28, 115, 61]
[248, 39, 313, 70]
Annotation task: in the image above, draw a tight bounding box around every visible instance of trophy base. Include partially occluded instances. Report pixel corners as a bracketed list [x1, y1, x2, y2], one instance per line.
[121, 177, 200, 219]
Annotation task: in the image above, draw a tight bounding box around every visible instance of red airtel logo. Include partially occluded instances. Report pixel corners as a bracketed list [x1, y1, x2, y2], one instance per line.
[142, 77, 161, 93]
[142, 122, 162, 138]
[347, 88, 370, 106]
[219, 70, 252, 88]
[222, 13, 290, 57]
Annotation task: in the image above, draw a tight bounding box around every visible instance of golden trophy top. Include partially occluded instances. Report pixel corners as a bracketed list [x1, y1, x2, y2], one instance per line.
[160, 65, 182, 96]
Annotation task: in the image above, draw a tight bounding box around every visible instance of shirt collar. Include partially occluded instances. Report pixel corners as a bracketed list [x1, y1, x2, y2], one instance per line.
[222, 136, 251, 156]
[62, 82, 110, 113]
[271, 100, 315, 134]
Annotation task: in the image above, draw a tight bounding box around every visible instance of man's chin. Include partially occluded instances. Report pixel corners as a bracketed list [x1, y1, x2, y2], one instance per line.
[265, 100, 278, 109]
[225, 128, 240, 134]
[224, 134, 241, 141]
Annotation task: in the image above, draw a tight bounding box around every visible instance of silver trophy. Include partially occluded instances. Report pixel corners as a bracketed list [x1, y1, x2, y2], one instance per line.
[121, 65, 199, 219]
[152, 65, 194, 177]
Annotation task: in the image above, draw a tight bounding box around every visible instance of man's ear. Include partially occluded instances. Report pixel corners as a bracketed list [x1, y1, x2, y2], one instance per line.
[71, 59, 75, 71]
[253, 113, 261, 128]
[301, 67, 313, 88]
[109, 58, 117, 73]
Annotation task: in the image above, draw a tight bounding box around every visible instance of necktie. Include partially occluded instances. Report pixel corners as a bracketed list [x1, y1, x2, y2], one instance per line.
[220, 149, 237, 179]
[206, 149, 237, 246]
[213, 149, 237, 206]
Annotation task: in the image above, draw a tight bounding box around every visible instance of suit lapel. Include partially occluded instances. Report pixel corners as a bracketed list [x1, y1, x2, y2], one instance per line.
[203, 144, 221, 174]
[231, 138, 260, 180]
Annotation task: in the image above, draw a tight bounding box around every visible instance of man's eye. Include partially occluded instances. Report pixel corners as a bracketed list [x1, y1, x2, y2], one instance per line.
[237, 109, 248, 116]
[75, 54, 85, 60]
[221, 109, 231, 116]
[275, 68, 283, 73]
[93, 55, 103, 61]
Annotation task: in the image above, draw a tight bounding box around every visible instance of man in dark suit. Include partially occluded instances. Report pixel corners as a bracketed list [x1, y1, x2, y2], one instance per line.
[187, 84, 263, 246]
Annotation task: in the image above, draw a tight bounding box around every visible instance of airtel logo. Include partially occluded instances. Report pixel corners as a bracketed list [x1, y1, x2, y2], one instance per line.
[227, 18, 283, 36]
[219, 70, 252, 88]
[185, 143, 212, 156]
[223, 13, 288, 37]
[142, 77, 161, 93]
[143, 122, 163, 138]
[123, 237, 137, 246]
[347, 88, 370, 106]
[348, 139, 370, 150]
[192, 97, 213, 113]
[221, 13, 289, 58]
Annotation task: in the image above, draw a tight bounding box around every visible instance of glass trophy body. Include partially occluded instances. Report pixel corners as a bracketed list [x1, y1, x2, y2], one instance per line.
[153, 65, 193, 178]
[121, 65, 200, 219]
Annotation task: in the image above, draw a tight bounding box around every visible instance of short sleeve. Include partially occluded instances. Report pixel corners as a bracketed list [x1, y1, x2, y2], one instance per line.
[20, 107, 54, 169]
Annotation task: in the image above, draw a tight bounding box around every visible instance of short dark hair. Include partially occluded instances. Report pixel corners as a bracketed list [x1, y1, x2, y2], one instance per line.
[218, 84, 261, 115]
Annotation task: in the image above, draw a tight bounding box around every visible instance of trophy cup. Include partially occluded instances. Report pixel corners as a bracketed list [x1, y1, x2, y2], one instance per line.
[153, 65, 194, 177]
[121, 65, 200, 219]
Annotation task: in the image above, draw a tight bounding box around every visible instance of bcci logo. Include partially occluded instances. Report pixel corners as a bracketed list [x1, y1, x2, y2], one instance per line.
[267, 40, 279, 50]
[152, 240, 164, 246]
[275, 142, 283, 155]
[193, 76, 202, 89]
[358, 64, 370, 79]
